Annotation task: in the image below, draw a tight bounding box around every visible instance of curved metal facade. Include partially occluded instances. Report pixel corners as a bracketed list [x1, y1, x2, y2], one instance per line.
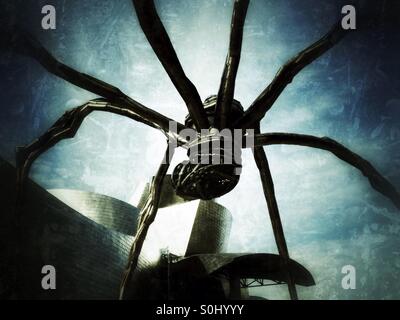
[48, 189, 139, 236]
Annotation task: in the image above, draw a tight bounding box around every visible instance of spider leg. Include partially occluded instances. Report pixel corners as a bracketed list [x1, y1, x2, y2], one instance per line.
[119, 144, 174, 299]
[15, 99, 185, 200]
[9, 31, 188, 139]
[214, 0, 249, 129]
[236, 22, 349, 129]
[250, 132, 400, 210]
[252, 127, 298, 300]
[132, 0, 209, 131]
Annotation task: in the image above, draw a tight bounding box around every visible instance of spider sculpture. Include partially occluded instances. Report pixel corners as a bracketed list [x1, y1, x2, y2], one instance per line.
[11, 0, 400, 300]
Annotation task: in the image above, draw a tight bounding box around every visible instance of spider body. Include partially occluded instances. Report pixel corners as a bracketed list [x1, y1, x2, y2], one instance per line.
[172, 95, 244, 200]
[184, 95, 245, 129]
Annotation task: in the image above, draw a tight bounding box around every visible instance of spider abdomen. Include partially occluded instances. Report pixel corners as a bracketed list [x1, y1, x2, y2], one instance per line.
[172, 150, 241, 200]
[171, 162, 240, 200]
[171, 127, 242, 200]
